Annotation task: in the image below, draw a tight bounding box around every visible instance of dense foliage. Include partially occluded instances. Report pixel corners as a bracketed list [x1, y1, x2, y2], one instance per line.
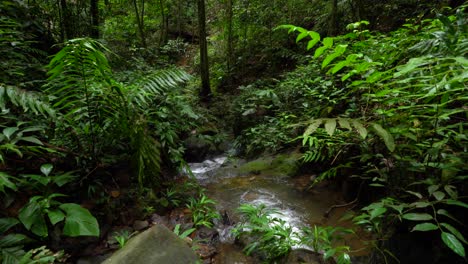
[1, 0, 466, 263]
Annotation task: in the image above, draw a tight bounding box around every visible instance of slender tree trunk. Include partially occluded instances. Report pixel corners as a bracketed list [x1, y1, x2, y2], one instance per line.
[159, 0, 168, 46]
[176, 0, 181, 36]
[133, 0, 147, 48]
[60, 0, 71, 41]
[197, 0, 211, 102]
[90, 0, 99, 38]
[226, 0, 233, 76]
[328, 0, 338, 36]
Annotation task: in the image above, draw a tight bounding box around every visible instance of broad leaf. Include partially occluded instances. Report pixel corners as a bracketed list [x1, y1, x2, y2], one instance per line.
[18, 201, 48, 237]
[59, 203, 99, 237]
[48, 209, 65, 225]
[371, 123, 395, 152]
[444, 200, 468, 209]
[402, 213, 433, 221]
[306, 31, 321, 50]
[441, 232, 465, 257]
[40, 164, 53, 176]
[440, 223, 468, 245]
[0, 218, 19, 234]
[370, 207, 387, 220]
[324, 119, 337, 136]
[432, 191, 445, 201]
[0, 172, 17, 193]
[304, 119, 323, 137]
[411, 222, 438, 232]
[3, 127, 19, 140]
[351, 120, 367, 139]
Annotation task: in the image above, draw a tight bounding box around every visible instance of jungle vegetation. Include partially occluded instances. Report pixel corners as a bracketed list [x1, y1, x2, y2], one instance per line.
[0, 0, 466, 263]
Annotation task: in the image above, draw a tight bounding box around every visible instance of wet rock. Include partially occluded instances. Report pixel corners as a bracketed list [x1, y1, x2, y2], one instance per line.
[77, 254, 112, 264]
[184, 134, 213, 162]
[194, 226, 219, 243]
[282, 249, 323, 264]
[184, 236, 193, 246]
[169, 208, 192, 229]
[196, 243, 217, 259]
[102, 225, 198, 264]
[150, 213, 170, 227]
[132, 220, 149, 231]
[213, 244, 255, 264]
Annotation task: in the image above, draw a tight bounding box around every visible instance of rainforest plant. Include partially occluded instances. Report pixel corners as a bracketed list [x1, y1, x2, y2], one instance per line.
[44, 38, 194, 188]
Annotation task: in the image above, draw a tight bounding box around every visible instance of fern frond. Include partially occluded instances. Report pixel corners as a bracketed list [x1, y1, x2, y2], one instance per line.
[0, 85, 56, 119]
[131, 68, 191, 107]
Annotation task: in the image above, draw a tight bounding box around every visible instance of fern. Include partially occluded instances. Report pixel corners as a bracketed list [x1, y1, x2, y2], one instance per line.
[303, 118, 395, 152]
[0, 85, 56, 119]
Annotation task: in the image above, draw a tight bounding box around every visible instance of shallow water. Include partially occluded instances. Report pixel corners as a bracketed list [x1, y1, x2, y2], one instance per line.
[188, 155, 368, 262]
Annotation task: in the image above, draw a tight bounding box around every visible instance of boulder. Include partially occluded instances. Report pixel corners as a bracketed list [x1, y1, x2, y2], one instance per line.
[102, 225, 199, 264]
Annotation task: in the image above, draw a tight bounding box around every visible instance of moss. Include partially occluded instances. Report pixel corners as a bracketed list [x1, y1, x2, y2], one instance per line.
[237, 151, 301, 177]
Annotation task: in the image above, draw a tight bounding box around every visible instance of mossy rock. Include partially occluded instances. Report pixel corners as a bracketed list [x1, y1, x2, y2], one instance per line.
[238, 152, 301, 177]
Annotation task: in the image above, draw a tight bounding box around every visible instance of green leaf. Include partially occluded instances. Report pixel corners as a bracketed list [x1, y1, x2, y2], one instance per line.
[406, 191, 423, 199]
[18, 200, 48, 237]
[59, 203, 99, 237]
[296, 31, 308, 43]
[0, 172, 17, 193]
[410, 201, 431, 208]
[402, 213, 433, 221]
[428, 185, 439, 194]
[370, 207, 387, 220]
[3, 127, 19, 140]
[304, 119, 323, 137]
[323, 37, 333, 48]
[444, 200, 468, 209]
[338, 118, 351, 130]
[337, 253, 351, 264]
[18, 136, 43, 145]
[440, 223, 468, 245]
[371, 123, 395, 152]
[432, 191, 445, 201]
[351, 120, 367, 139]
[0, 218, 19, 234]
[437, 209, 463, 225]
[441, 232, 465, 257]
[47, 209, 65, 225]
[306, 31, 321, 50]
[314, 46, 328, 58]
[179, 228, 196, 239]
[0, 234, 29, 248]
[40, 164, 53, 177]
[324, 119, 337, 136]
[411, 222, 438, 232]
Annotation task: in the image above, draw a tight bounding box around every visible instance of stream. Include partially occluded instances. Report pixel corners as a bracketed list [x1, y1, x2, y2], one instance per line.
[188, 155, 367, 263]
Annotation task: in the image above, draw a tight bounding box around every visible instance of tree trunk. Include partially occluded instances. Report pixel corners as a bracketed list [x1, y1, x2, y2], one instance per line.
[226, 0, 233, 76]
[328, 0, 338, 36]
[197, 0, 211, 102]
[59, 0, 72, 41]
[159, 0, 168, 46]
[90, 0, 99, 38]
[133, 0, 147, 48]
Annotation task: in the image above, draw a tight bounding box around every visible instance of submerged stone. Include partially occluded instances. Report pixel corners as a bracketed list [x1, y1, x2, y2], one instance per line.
[102, 225, 199, 264]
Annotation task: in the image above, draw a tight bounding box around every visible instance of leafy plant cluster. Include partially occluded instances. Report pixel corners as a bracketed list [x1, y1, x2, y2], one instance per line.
[232, 5, 467, 261]
[1, 31, 205, 262]
[232, 203, 352, 263]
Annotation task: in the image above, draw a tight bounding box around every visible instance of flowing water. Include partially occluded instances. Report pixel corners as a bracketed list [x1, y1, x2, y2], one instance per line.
[188, 155, 368, 263]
